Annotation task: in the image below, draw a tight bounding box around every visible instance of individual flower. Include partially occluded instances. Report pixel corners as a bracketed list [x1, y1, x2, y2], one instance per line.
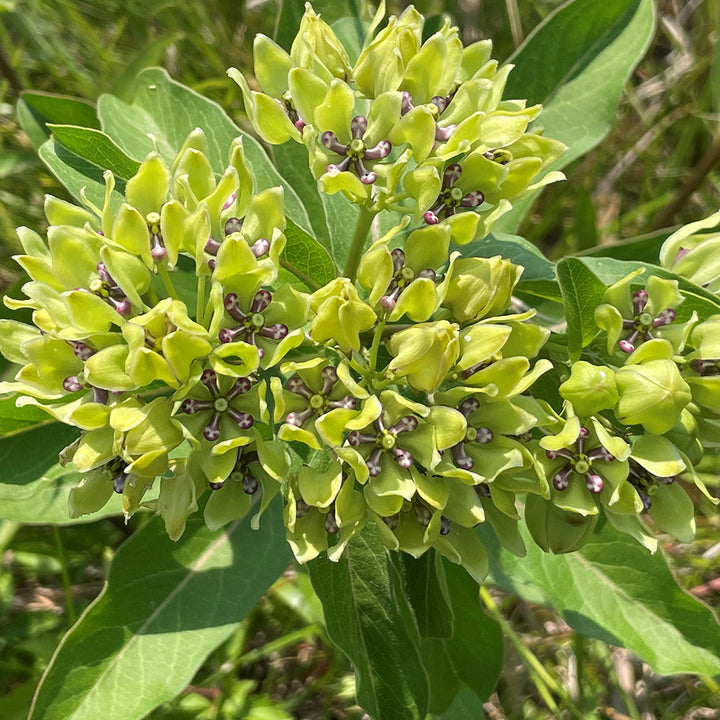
[274, 359, 367, 450]
[614, 340, 692, 434]
[538, 416, 635, 517]
[683, 316, 720, 413]
[68, 397, 184, 519]
[559, 361, 619, 418]
[441, 255, 521, 323]
[308, 277, 376, 353]
[357, 222, 452, 322]
[386, 320, 460, 393]
[594, 271, 696, 355]
[176, 368, 256, 444]
[352, 6, 423, 97]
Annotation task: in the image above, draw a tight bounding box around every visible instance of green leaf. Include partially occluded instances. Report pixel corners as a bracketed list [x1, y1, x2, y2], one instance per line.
[464, 231, 561, 302]
[38, 138, 126, 214]
[110, 35, 183, 102]
[29, 505, 292, 720]
[266, 142, 361, 270]
[479, 519, 720, 676]
[272, 142, 331, 251]
[17, 91, 99, 150]
[579, 256, 720, 323]
[435, 686, 486, 720]
[577, 228, 666, 263]
[498, 0, 656, 231]
[0, 421, 94, 524]
[394, 551, 454, 639]
[282, 218, 337, 289]
[96, 68, 312, 232]
[0, 463, 125, 525]
[0, 396, 51, 435]
[331, 16, 369, 65]
[556, 257, 607, 359]
[440, 560, 503, 703]
[308, 527, 429, 720]
[48, 125, 141, 180]
[420, 639, 461, 714]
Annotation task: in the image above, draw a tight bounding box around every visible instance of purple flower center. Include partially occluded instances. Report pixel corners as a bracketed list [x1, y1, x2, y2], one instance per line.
[545, 426, 614, 494]
[218, 290, 288, 355]
[285, 366, 355, 426]
[322, 115, 392, 185]
[618, 289, 676, 353]
[181, 368, 254, 442]
[347, 410, 418, 477]
[424, 163, 484, 225]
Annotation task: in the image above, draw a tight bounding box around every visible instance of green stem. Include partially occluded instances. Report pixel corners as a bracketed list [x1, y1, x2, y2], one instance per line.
[157, 263, 179, 300]
[366, 316, 387, 381]
[480, 586, 583, 719]
[196, 274, 206, 325]
[53, 526, 77, 624]
[343, 205, 376, 282]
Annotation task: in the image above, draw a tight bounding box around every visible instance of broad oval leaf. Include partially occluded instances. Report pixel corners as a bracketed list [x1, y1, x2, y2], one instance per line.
[282, 218, 337, 289]
[0, 419, 125, 525]
[38, 138, 126, 214]
[29, 505, 292, 720]
[556, 257, 607, 359]
[308, 526, 429, 720]
[17, 91, 99, 150]
[479, 519, 720, 676]
[48, 124, 141, 180]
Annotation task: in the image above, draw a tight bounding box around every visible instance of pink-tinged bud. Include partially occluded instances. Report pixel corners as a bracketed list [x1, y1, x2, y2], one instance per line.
[553, 466, 572, 491]
[225, 217, 243, 235]
[151, 244, 167, 262]
[227, 409, 254, 429]
[114, 299, 132, 317]
[324, 511, 339, 534]
[203, 413, 222, 442]
[63, 376, 83, 392]
[423, 210, 439, 225]
[380, 295, 396, 311]
[251, 238, 270, 257]
[585, 473, 603, 494]
[351, 115, 368, 138]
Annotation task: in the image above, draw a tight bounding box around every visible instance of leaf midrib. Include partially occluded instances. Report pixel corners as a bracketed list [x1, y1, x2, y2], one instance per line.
[30, 520, 242, 719]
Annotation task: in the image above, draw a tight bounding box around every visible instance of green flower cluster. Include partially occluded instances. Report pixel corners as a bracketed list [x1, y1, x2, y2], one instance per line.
[231, 1, 566, 253]
[0, 4, 714, 578]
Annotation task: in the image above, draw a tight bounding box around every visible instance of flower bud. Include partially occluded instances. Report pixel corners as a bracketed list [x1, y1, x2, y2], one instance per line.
[525, 493, 598, 554]
[616, 358, 692, 434]
[291, 3, 351, 83]
[387, 320, 460, 392]
[559, 361, 618, 417]
[309, 278, 377, 352]
[442, 256, 521, 322]
[352, 7, 423, 97]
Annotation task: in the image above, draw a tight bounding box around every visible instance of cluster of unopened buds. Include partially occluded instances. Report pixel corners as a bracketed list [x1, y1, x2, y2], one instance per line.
[0, 4, 717, 576]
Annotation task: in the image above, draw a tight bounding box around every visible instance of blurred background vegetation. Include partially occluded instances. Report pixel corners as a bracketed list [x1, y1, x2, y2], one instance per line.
[0, 1, 719, 718]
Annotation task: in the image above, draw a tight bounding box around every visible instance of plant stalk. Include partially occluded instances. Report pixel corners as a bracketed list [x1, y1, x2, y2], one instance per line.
[53, 525, 77, 624]
[343, 205, 376, 282]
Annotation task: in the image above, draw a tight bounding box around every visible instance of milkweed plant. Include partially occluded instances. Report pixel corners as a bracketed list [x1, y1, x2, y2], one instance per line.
[4, 2, 720, 719]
